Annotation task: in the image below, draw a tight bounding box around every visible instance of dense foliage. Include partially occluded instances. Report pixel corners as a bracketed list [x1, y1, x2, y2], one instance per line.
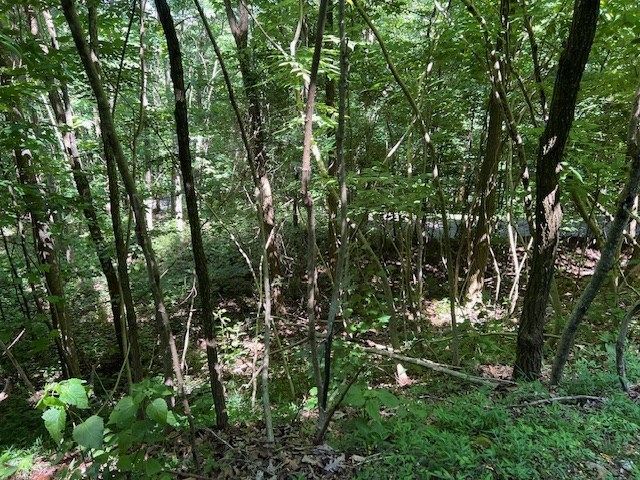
[1, 0, 640, 478]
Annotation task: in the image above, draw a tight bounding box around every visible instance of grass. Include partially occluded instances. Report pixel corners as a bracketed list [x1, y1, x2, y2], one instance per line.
[327, 348, 640, 480]
[336, 386, 640, 479]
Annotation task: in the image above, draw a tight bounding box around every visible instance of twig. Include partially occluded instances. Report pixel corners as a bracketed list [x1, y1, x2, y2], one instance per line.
[200, 427, 237, 452]
[271, 335, 326, 356]
[314, 366, 364, 444]
[616, 301, 640, 392]
[4, 328, 25, 353]
[0, 336, 35, 393]
[507, 395, 605, 408]
[181, 273, 197, 372]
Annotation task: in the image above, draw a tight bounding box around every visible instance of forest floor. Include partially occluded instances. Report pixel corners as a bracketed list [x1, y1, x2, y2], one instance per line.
[2, 235, 640, 479]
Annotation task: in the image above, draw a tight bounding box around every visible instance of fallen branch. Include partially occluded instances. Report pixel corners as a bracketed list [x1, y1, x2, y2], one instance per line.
[357, 342, 515, 387]
[507, 395, 605, 409]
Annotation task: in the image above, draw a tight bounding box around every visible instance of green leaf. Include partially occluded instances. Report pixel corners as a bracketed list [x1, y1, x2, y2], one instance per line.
[145, 459, 162, 476]
[146, 398, 168, 424]
[42, 407, 66, 444]
[59, 379, 89, 409]
[365, 398, 382, 423]
[109, 396, 137, 428]
[346, 385, 366, 408]
[376, 390, 400, 408]
[40, 396, 65, 409]
[166, 411, 178, 427]
[72, 415, 104, 450]
[117, 454, 133, 472]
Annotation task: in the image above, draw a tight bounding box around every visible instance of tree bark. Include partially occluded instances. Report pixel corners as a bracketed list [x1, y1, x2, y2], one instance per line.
[514, 0, 600, 380]
[325, 0, 339, 275]
[0, 42, 81, 377]
[31, 7, 142, 380]
[13, 126, 81, 378]
[155, 0, 228, 429]
[300, 0, 330, 406]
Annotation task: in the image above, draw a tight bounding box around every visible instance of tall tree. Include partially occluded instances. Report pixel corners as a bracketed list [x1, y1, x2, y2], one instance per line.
[0, 36, 81, 379]
[13, 115, 81, 379]
[464, 0, 508, 304]
[30, 6, 142, 381]
[514, 0, 600, 380]
[155, 0, 228, 429]
[222, 0, 284, 310]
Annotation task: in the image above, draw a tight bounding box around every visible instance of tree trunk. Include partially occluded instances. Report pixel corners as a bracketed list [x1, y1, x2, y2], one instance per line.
[465, 91, 504, 303]
[155, 0, 228, 429]
[301, 0, 330, 410]
[514, 0, 599, 380]
[222, 0, 283, 309]
[325, 0, 339, 275]
[14, 127, 81, 378]
[464, 0, 509, 305]
[1, 41, 81, 377]
[61, 0, 176, 382]
[551, 84, 640, 385]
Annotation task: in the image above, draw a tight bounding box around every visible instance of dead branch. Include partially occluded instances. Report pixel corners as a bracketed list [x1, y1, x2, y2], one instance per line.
[357, 341, 515, 387]
[507, 395, 605, 409]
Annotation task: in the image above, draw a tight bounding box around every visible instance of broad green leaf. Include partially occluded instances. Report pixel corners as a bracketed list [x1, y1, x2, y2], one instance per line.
[365, 398, 382, 423]
[146, 398, 168, 424]
[72, 415, 104, 450]
[109, 396, 137, 428]
[346, 385, 365, 408]
[117, 454, 133, 472]
[59, 380, 89, 409]
[40, 395, 65, 409]
[376, 390, 400, 408]
[145, 459, 162, 476]
[116, 430, 133, 452]
[42, 407, 66, 443]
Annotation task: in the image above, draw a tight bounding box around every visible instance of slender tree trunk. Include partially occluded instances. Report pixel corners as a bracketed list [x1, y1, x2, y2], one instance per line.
[551, 84, 640, 385]
[222, 0, 283, 310]
[300, 0, 330, 404]
[1, 38, 81, 377]
[13, 124, 81, 378]
[514, 0, 599, 380]
[316, 0, 348, 443]
[464, 0, 508, 305]
[62, 0, 176, 382]
[194, 0, 279, 437]
[465, 91, 504, 303]
[30, 8, 137, 374]
[155, 0, 228, 429]
[353, 0, 459, 363]
[325, 0, 339, 275]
